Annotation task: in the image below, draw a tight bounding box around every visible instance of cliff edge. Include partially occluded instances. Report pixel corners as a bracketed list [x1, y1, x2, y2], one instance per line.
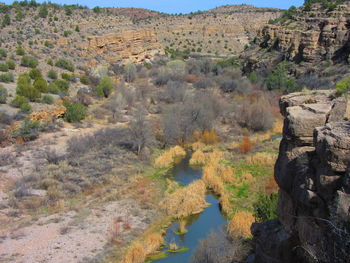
[252, 91, 350, 263]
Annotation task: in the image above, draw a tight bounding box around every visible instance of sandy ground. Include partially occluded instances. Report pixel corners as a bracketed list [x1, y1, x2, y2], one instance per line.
[0, 123, 154, 263]
[0, 200, 152, 263]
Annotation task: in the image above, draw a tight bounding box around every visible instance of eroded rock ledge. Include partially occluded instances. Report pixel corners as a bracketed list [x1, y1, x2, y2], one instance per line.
[252, 91, 350, 263]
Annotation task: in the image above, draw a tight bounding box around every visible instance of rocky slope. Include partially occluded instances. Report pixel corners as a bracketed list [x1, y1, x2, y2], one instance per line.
[0, 4, 281, 69]
[243, 1, 350, 77]
[252, 92, 350, 263]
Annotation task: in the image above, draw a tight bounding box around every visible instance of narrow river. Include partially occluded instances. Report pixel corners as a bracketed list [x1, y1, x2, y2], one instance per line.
[153, 155, 227, 263]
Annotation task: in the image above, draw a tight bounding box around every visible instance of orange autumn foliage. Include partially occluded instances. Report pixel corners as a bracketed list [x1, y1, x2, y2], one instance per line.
[240, 136, 252, 154]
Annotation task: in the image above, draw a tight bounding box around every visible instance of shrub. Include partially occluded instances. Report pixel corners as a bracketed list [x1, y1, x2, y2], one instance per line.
[29, 68, 42, 79]
[253, 193, 278, 222]
[161, 179, 208, 218]
[95, 76, 113, 97]
[239, 136, 252, 154]
[47, 58, 53, 66]
[47, 82, 60, 94]
[0, 49, 7, 59]
[63, 30, 72, 37]
[13, 119, 42, 141]
[335, 77, 350, 97]
[154, 146, 186, 168]
[33, 78, 48, 93]
[0, 85, 7, 103]
[2, 14, 10, 27]
[80, 75, 90, 85]
[53, 80, 69, 91]
[47, 69, 57, 80]
[10, 95, 31, 112]
[0, 72, 14, 83]
[191, 230, 249, 263]
[42, 94, 54, 104]
[239, 96, 274, 132]
[265, 62, 301, 93]
[63, 101, 87, 122]
[38, 5, 48, 18]
[153, 66, 171, 86]
[55, 58, 74, 72]
[21, 56, 38, 68]
[0, 63, 8, 72]
[61, 73, 74, 82]
[124, 63, 136, 83]
[16, 46, 25, 56]
[16, 74, 41, 101]
[6, 59, 15, 70]
[227, 211, 255, 238]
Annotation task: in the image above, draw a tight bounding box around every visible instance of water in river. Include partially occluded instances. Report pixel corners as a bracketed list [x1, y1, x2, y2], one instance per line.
[153, 155, 227, 263]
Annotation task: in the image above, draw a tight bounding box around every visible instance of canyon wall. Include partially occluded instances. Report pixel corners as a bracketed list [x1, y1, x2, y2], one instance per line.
[256, 3, 350, 64]
[81, 29, 162, 63]
[252, 91, 350, 263]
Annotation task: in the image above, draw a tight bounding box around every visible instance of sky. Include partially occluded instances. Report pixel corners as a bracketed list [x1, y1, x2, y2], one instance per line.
[3, 0, 305, 14]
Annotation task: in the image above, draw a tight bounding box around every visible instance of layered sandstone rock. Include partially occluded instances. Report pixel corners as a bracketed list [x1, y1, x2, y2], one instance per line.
[257, 3, 350, 64]
[81, 29, 162, 63]
[252, 92, 350, 263]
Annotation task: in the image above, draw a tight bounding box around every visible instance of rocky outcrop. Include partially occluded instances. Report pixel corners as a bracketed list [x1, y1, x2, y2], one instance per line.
[252, 91, 350, 263]
[257, 3, 350, 64]
[81, 29, 162, 63]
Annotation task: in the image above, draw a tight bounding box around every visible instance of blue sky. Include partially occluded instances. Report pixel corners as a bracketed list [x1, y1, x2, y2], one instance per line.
[3, 0, 305, 13]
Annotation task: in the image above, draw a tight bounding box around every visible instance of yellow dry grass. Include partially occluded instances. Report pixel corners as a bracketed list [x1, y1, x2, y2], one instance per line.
[161, 180, 209, 218]
[203, 169, 225, 194]
[178, 219, 187, 233]
[189, 150, 207, 166]
[245, 152, 277, 166]
[219, 192, 232, 216]
[227, 211, 255, 238]
[251, 118, 283, 144]
[120, 232, 164, 263]
[154, 146, 186, 168]
[121, 242, 147, 263]
[143, 232, 164, 255]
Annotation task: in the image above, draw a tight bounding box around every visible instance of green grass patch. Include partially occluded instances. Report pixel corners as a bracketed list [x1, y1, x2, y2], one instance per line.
[168, 247, 189, 253]
[146, 251, 168, 262]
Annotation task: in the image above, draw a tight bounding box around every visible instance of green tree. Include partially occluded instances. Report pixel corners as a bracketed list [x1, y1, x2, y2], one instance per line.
[95, 76, 114, 97]
[63, 101, 87, 122]
[16, 74, 41, 101]
[265, 62, 301, 93]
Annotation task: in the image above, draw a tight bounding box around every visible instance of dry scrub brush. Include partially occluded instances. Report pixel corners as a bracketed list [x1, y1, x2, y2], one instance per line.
[227, 211, 255, 239]
[191, 229, 250, 263]
[161, 179, 209, 218]
[245, 152, 277, 166]
[120, 232, 164, 263]
[154, 146, 186, 168]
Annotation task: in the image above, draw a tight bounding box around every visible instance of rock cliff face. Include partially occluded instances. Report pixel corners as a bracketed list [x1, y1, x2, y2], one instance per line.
[81, 29, 162, 63]
[252, 92, 350, 263]
[256, 3, 350, 64]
